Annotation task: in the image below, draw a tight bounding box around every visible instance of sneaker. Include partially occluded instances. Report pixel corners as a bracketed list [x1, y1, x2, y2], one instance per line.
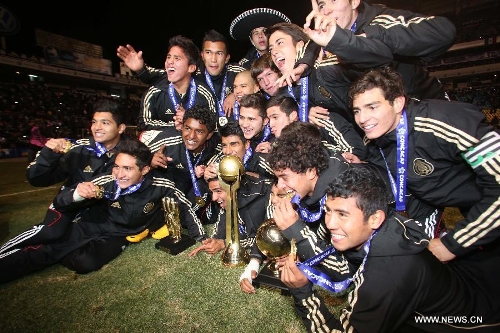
[126, 229, 149, 243]
[151, 225, 170, 240]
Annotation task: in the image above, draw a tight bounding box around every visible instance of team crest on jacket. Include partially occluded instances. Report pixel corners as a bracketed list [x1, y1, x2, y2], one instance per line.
[413, 158, 434, 176]
[143, 202, 155, 214]
[318, 86, 332, 99]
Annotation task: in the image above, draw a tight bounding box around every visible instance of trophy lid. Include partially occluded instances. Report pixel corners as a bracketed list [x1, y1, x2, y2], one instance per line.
[256, 219, 291, 259]
[219, 155, 244, 183]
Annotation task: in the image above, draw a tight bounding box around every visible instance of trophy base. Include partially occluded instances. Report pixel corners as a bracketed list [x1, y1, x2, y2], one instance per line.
[253, 263, 290, 296]
[154, 235, 196, 255]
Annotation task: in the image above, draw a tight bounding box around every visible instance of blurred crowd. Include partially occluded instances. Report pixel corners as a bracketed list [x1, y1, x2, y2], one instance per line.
[0, 78, 139, 157]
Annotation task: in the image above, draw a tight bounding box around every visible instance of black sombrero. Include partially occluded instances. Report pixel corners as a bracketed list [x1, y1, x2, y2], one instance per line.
[229, 8, 291, 40]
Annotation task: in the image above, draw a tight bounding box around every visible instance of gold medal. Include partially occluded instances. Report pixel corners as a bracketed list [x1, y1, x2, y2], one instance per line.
[94, 186, 104, 199]
[196, 196, 205, 207]
[62, 140, 72, 154]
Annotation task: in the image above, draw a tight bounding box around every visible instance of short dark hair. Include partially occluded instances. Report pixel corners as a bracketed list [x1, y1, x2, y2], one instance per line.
[265, 22, 309, 46]
[202, 29, 229, 53]
[117, 138, 153, 170]
[93, 99, 125, 125]
[265, 94, 298, 116]
[183, 105, 216, 133]
[348, 66, 406, 107]
[239, 93, 267, 119]
[219, 120, 245, 144]
[168, 35, 201, 68]
[267, 122, 328, 174]
[250, 52, 279, 80]
[326, 166, 391, 221]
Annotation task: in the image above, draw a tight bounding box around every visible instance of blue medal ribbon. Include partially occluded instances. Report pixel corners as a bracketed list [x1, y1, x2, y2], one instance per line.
[350, 21, 357, 32]
[379, 111, 408, 212]
[168, 78, 197, 112]
[233, 101, 240, 120]
[297, 230, 377, 293]
[291, 194, 326, 223]
[287, 77, 309, 122]
[85, 142, 110, 158]
[204, 69, 227, 118]
[105, 178, 144, 201]
[185, 147, 204, 199]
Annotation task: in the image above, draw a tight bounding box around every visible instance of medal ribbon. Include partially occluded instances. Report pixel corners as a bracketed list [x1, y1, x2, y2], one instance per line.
[85, 142, 109, 158]
[287, 77, 309, 122]
[291, 194, 326, 223]
[296, 231, 377, 293]
[350, 21, 357, 32]
[168, 78, 196, 112]
[105, 178, 144, 201]
[185, 147, 204, 199]
[204, 69, 227, 118]
[379, 111, 408, 212]
[233, 101, 240, 120]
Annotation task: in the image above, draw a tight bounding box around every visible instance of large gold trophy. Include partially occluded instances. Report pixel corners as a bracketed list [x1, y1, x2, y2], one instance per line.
[154, 197, 195, 255]
[218, 155, 250, 267]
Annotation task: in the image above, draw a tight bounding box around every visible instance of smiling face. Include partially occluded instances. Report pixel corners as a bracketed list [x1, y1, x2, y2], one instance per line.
[201, 41, 230, 77]
[352, 87, 404, 140]
[233, 71, 261, 102]
[181, 118, 214, 153]
[268, 30, 302, 74]
[238, 106, 268, 140]
[91, 112, 125, 150]
[112, 153, 150, 190]
[317, 0, 360, 30]
[324, 195, 381, 251]
[209, 179, 228, 209]
[273, 167, 317, 199]
[250, 27, 268, 53]
[164, 45, 196, 85]
[270, 183, 295, 207]
[221, 134, 249, 161]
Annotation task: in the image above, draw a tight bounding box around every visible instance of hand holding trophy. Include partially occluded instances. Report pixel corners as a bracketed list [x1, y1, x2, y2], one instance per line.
[253, 188, 296, 294]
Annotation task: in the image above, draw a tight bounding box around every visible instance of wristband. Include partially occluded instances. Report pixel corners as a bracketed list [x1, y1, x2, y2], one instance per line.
[73, 189, 85, 202]
[239, 259, 260, 283]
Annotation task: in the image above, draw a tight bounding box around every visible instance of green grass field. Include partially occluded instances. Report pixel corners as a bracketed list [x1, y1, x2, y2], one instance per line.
[0, 159, 349, 333]
[0, 159, 463, 333]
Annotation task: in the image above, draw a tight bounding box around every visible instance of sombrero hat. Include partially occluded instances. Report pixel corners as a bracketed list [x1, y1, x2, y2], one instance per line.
[229, 8, 291, 40]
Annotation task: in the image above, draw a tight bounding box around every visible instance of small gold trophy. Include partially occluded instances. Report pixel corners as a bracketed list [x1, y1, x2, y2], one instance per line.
[162, 197, 182, 242]
[154, 197, 195, 255]
[253, 190, 296, 294]
[255, 219, 291, 276]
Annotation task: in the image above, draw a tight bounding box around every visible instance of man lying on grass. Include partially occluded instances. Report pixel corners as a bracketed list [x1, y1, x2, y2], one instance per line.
[0, 138, 206, 284]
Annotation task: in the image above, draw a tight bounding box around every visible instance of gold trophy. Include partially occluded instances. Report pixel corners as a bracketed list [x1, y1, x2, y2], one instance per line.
[154, 197, 195, 255]
[256, 219, 291, 276]
[218, 155, 250, 267]
[253, 191, 296, 294]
